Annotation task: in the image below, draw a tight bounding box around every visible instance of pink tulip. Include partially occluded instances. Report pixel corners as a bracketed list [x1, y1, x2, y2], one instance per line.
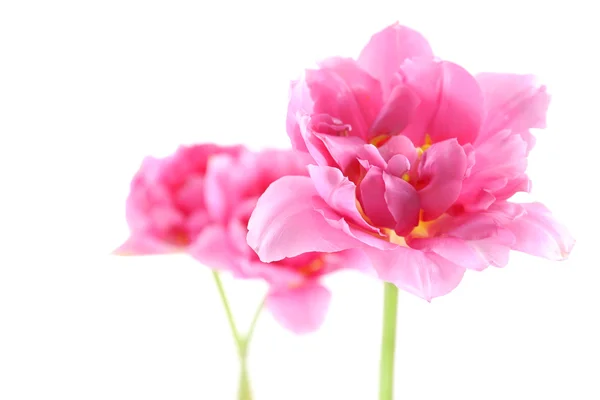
[116, 144, 367, 333]
[247, 23, 574, 301]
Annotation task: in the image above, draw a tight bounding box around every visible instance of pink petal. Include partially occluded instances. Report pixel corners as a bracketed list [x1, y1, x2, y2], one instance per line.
[408, 237, 489, 271]
[322, 248, 374, 275]
[382, 172, 421, 235]
[188, 224, 238, 272]
[477, 73, 550, 152]
[508, 202, 575, 260]
[358, 167, 396, 230]
[203, 154, 237, 223]
[400, 60, 484, 146]
[308, 165, 377, 232]
[357, 22, 434, 98]
[306, 57, 383, 139]
[246, 176, 362, 262]
[113, 234, 180, 256]
[363, 245, 465, 301]
[266, 282, 331, 334]
[385, 154, 411, 178]
[377, 135, 418, 165]
[459, 129, 529, 209]
[287, 79, 314, 152]
[417, 139, 468, 220]
[368, 84, 420, 140]
[299, 114, 365, 171]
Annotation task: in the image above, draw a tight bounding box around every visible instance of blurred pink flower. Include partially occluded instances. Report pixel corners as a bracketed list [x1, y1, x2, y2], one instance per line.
[116, 144, 367, 333]
[247, 23, 574, 301]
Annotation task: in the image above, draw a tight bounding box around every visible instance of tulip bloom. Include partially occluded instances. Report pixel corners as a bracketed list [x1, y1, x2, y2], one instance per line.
[116, 144, 367, 332]
[247, 23, 574, 301]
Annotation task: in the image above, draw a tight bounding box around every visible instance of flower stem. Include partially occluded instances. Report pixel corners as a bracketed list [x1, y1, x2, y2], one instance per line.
[379, 282, 399, 400]
[211, 271, 265, 400]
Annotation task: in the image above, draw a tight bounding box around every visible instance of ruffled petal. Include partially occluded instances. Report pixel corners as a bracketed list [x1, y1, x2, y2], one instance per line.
[508, 202, 575, 260]
[364, 246, 465, 301]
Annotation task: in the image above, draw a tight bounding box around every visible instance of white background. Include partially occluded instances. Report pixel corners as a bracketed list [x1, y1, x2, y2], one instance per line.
[1, 1, 599, 399]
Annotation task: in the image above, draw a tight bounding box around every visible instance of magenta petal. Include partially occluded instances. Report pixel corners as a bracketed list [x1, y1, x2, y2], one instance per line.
[382, 172, 420, 235]
[364, 246, 465, 301]
[418, 139, 468, 220]
[247, 176, 361, 262]
[359, 167, 396, 230]
[368, 84, 420, 139]
[308, 165, 377, 231]
[401, 59, 484, 145]
[307, 57, 383, 139]
[386, 154, 411, 178]
[266, 282, 331, 334]
[357, 22, 434, 98]
[509, 202, 575, 260]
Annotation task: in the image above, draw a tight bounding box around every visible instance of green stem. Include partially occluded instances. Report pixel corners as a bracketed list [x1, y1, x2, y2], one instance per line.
[211, 271, 265, 400]
[379, 282, 399, 400]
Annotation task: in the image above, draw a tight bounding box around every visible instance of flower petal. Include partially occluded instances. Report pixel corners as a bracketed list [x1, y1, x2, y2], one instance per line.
[382, 172, 421, 236]
[508, 202, 575, 260]
[266, 282, 331, 334]
[287, 79, 314, 152]
[408, 237, 489, 271]
[368, 84, 420, 139]
[359, 166, 396, 230]
[308, 164, 377, 231]
[306, 57, 383, 139]
[247, 176, 362, 262]
[400, 59, 484, 145]
[357, 22, 434, 98]
[188, 224, 238, 271]
[113, 234, 180, 256]
[477, 73, 550, 152]
[363, 245, 465, 301]
[418, 139, 468, 220]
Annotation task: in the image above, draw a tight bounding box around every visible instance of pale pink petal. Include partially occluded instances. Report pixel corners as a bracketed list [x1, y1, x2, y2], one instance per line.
[477, 73, 550, 151]
[417, 139, 468, 220]
[113, 235, 179, 256]
[400, 59, 484, 146]
[368, 85, 420, 139]
[322, 248, 374, 275]
[508, 202, 575, 260]
[382, 171, 421, 236]
[363, 246, 465, 301]
[408, 237, 489, 271]
[247, 176, 362, 262]
[287, 79, 314, 152]
[298, 114, 339, 167]
[203, 154, 237, 223]
[357, 22, 434, 98]
[378, 135, 418, 165]
[308, 165, 377, 231]
[385, 154, 411, 178]
[188, 224, 238, 272]
[306, 57, 383, 139]
[459, 129, 529, 209]
[312, 196, 395, 251]
[266, 282, 332, 334]
[358, 167, 396, 230]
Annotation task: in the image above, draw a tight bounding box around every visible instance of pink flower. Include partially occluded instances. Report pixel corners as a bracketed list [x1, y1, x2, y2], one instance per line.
[116, 144, 367, 333]
[247, 23, 574, 301]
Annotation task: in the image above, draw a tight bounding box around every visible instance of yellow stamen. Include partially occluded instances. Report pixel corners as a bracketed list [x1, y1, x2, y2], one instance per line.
[401, 173, 411, 182]
[299, 258, 324, 276]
